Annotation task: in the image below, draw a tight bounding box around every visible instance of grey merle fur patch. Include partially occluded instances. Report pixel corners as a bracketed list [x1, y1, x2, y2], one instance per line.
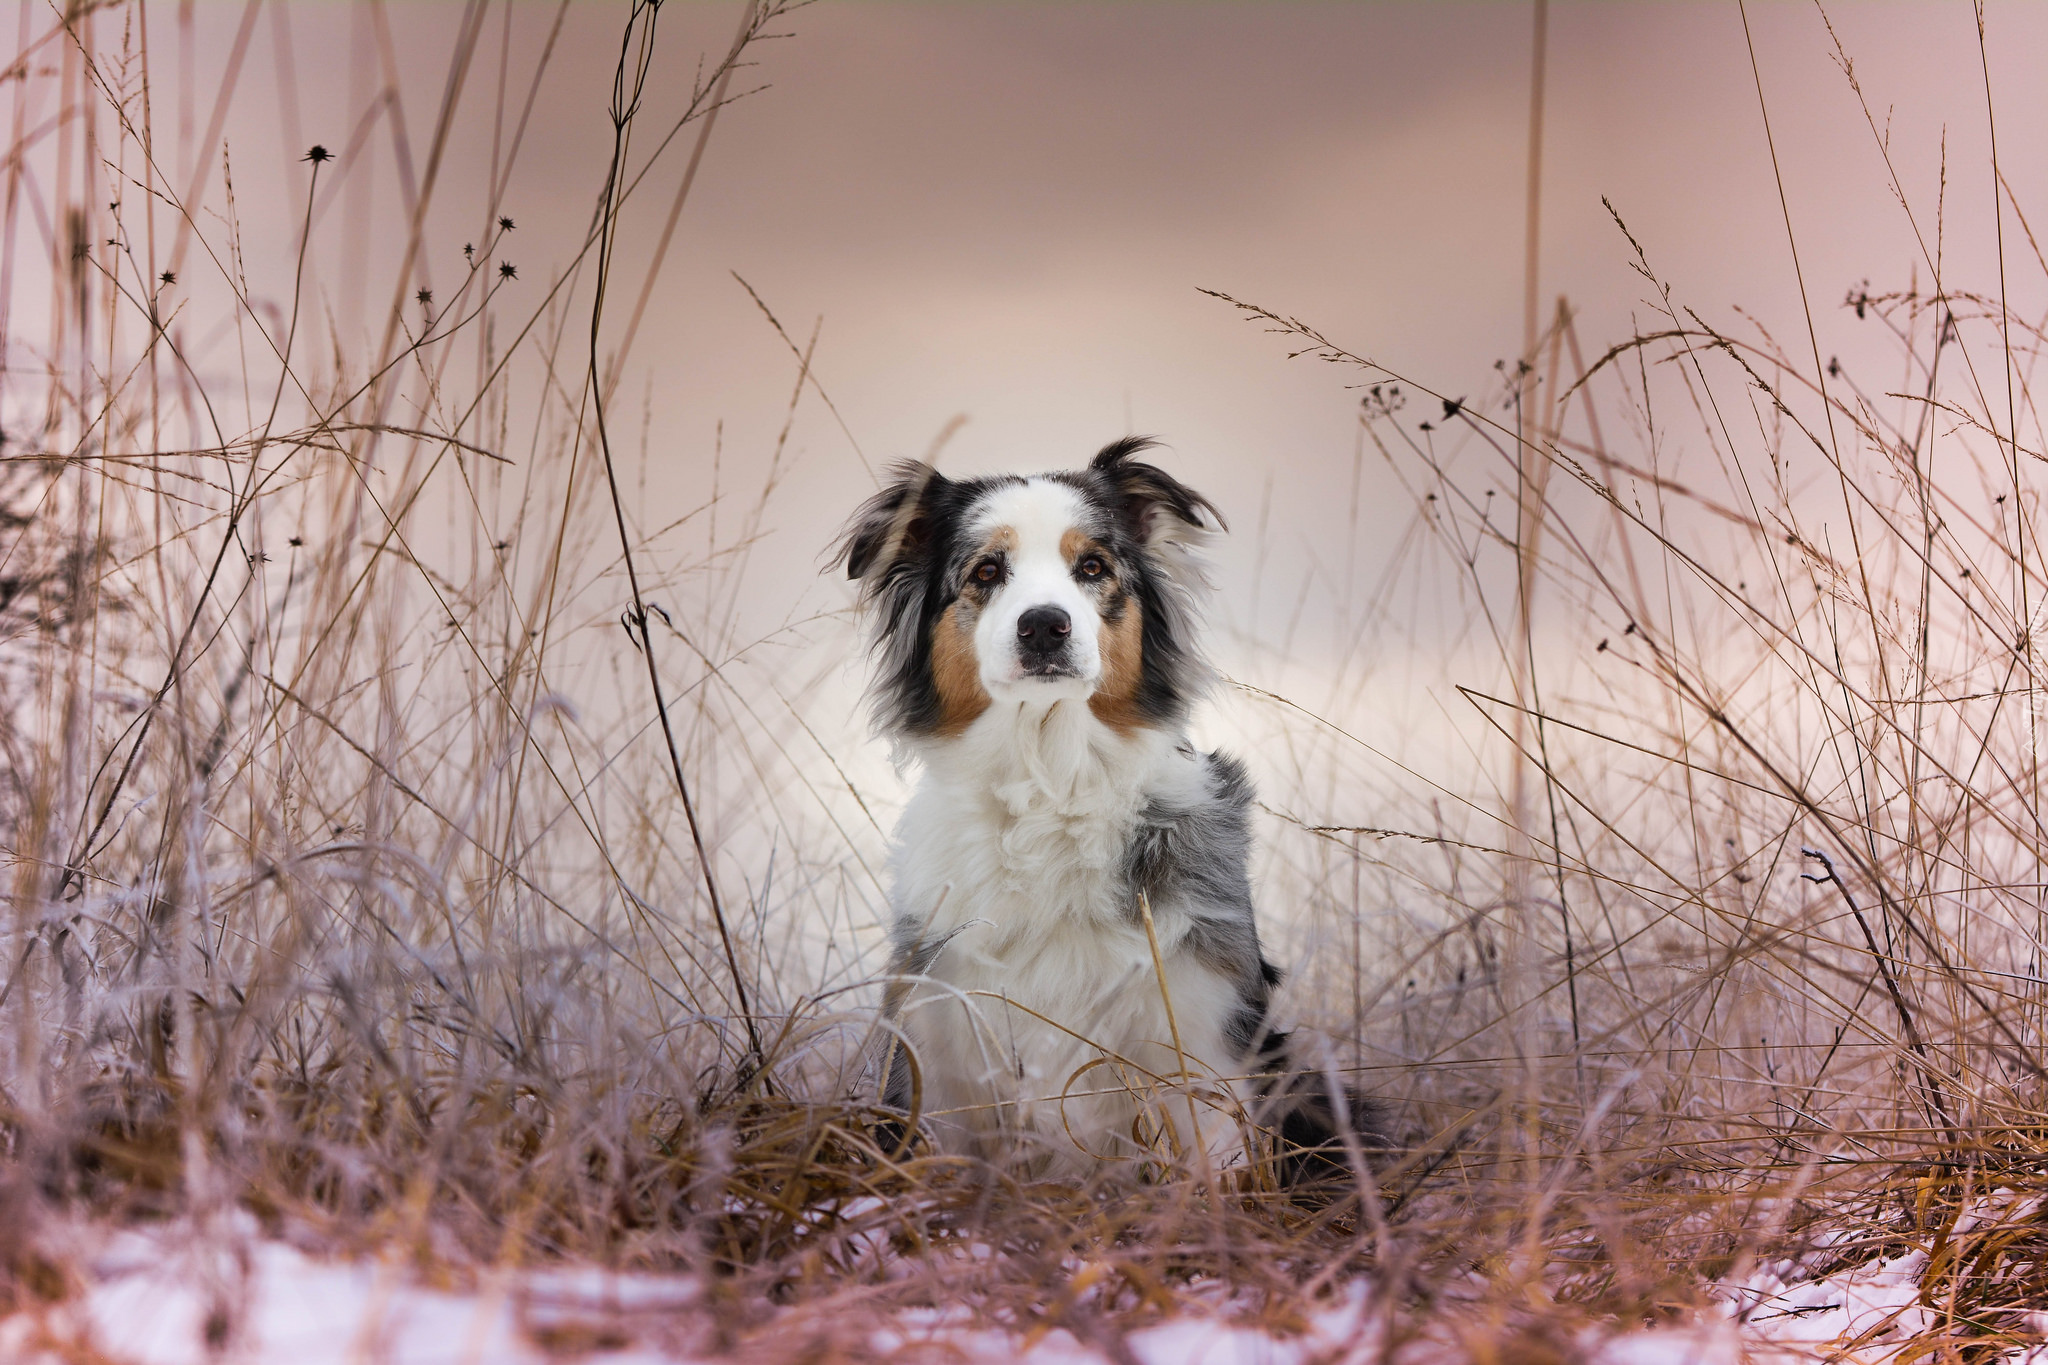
[1124, 750, 1273, 1051]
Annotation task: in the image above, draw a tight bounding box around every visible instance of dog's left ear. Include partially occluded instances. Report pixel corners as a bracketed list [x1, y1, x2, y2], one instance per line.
[1090, 437, 1225, 549]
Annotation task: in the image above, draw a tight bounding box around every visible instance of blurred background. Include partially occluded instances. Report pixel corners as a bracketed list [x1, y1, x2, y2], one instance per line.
[8, 3, 2048, 1305]
[16, 0, 2044, 662]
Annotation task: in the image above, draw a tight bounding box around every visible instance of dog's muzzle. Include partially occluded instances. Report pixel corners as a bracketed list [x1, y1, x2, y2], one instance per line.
[1015, 605, 1076, 677]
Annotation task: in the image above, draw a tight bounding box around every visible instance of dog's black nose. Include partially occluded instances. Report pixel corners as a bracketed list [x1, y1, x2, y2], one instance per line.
[1016, 606, 1071, 655]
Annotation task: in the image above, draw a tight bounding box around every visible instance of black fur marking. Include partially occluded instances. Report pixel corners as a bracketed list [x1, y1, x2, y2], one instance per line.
[1248, 1029, 1390, 1187]
[1086, 436, 1228, 537]
[881, 1039, 913, 1113]
[833, 462, 1023, 736]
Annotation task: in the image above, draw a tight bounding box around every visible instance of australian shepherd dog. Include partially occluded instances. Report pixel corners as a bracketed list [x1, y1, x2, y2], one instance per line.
[837, 438, 1376, 1183]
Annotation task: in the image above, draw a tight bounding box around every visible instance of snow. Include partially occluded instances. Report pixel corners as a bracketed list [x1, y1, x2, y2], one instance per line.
[1, 1228, 1389, 1365]
[1725, 1248, 1934, 1345]
[3, 1207, 2042, 1365]
[0, 1224, 696, 1365]
[1585, 1326, 1743, 1365]
[0, 1231, 1756, 1365]
[1712, 1189, 2048, 1365]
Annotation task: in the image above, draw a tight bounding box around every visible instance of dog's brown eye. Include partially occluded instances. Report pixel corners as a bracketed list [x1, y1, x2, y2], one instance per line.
[973, 558, 1001, 584]
[1078, 555, 1106, 578]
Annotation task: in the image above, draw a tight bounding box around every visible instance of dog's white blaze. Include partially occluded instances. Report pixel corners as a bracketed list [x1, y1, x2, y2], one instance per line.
[969, 479, 1101, 701]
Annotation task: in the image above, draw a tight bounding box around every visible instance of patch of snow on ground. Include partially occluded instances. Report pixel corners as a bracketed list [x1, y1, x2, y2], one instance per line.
[0, 1222, 696, 1365]
[1725, 1248, 1933, 1347]
[1713, 1191, 2048, 1364]
[13, 1216, 2048, 1365]
[1582, 1325, 1743, 1365]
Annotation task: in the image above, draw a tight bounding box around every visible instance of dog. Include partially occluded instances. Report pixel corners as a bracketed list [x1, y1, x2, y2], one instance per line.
[837, 437, 1377, 1183]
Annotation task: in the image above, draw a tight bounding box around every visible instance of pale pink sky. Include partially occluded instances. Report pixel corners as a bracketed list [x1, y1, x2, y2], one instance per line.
[12, 1, 2048, 655]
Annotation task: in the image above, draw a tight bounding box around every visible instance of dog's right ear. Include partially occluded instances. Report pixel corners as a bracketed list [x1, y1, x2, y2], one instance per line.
[836, 461, 948, 589]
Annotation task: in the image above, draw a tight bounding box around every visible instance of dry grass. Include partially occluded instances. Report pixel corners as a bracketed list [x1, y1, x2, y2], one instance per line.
[2, 1, 2047, 1361]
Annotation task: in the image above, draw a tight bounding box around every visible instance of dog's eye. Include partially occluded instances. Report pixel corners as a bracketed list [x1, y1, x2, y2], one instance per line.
[972, 558, 1002, 584]
[1077, 555, 1107, 578]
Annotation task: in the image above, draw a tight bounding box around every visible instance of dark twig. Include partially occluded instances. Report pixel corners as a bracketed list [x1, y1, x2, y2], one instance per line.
[1800, 847, 1956, 1140]
[585, 0, 766, 1080]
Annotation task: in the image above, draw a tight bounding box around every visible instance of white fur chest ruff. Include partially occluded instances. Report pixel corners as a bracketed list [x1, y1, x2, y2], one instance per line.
[886, 702, 1244, 1175]
[904, 701, 1169, 921]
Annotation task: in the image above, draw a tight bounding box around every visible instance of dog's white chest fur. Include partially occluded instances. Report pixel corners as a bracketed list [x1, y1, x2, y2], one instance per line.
[888, 700, 1244, 1174]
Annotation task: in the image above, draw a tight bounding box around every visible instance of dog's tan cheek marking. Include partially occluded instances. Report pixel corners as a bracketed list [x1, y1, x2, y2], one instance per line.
[1089, 584, 1146, 735]
[931, 599, 992, 736]
[1058, 527, 1143, 733]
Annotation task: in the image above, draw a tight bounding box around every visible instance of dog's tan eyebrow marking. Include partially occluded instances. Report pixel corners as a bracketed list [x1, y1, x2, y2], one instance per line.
[964, 526, 1017, 581]
[1059, 528, 1108, 564]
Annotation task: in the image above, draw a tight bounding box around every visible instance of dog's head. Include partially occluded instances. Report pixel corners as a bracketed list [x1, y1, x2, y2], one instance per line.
[835, 437, 1223, 739]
